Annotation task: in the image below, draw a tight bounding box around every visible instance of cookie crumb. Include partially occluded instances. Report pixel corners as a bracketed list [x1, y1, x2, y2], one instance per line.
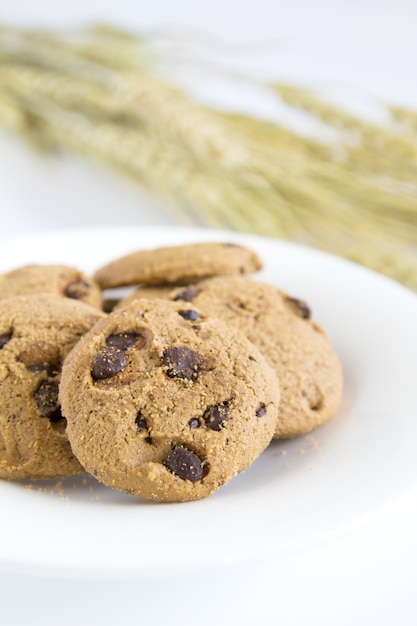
[0, 364, 9, 382]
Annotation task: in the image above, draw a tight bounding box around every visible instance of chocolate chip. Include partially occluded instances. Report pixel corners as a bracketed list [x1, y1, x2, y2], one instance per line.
[188, 418, 200, 429]
[135, 412, 153, 443]
[0, 332, 12, 349]
[64, 280, 92, 300]
[173, 287, 199, 302]
[178, 309, 201, 321]
[135, 412, 148, 430]
[34, 380, 62, 421]
[164, 446, 204, 482]
[102, 298, 120, 313]
[203, 402, 230, 431]
[285, 296, 311, 319]
[106, 333, 146, 351]
[91, 346, 127, 380]
[256, 403, 266, 417]
[163, 346, 204, 381]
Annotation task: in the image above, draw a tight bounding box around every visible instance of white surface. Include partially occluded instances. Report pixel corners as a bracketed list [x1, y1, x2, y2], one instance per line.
[0, 226, 417, 625]
[1, 1, 417, 624]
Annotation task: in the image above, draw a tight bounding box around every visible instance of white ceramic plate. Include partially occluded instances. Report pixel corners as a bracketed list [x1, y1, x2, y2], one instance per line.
[0, 225, 416, 580]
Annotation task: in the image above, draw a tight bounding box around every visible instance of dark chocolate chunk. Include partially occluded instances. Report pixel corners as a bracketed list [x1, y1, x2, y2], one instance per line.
[173, 287, 199, 302]
[135, 412, 153, 443]
[256, 403, 266, 417]
[163, 346, 204, 381]
[188, 418, 200, 429]
[203, 402, 230, 431]
[164, 445, 204, 482]
[135, 412, 148, 430]
[106, 332, 146, 351]
[178, 309, 201, 321]
[285, 296, 311, 320]
[102, 298, 120, 313]
[64, 279, 92, 300]
[91, 346, 127, 380]
[0, 331, 12, 349]
[34, 380, 62, 421]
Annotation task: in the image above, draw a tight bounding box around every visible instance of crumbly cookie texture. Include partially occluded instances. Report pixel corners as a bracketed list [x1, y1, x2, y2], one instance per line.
[167, 276, 343, 439]
[60, 298, 280, 502]
[0, 294, 105, 479]
[0, 264, 102, 309]
[93, 241, 262, 289]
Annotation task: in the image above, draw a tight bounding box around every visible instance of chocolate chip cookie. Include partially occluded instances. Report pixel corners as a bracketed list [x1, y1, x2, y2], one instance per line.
[168, 276, 343, 439]
[60, 298, 280, 502]
[0, 264, 102, 309]
[0, 294, 105, 479]
[93, 242, 262, 289]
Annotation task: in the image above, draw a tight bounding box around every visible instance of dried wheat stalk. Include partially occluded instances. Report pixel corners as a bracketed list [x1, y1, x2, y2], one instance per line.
[0, 24, 416, 290]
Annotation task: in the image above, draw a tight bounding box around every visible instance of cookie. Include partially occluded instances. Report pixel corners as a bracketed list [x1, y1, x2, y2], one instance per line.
[60, 298, 280, 502]
[0, 294, 105, 480]
[0, 264, 102, 309]
[93, 242, 262, 289]
[168, 276, 343, 439]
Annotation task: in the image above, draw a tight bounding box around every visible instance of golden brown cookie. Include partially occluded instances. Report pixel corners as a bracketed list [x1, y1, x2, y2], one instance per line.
[60, 298, 280, 502]
[169, 276, 343, 439]
[0, 294, 105, 480]
[0, 264, 102, 309]
[93, 242, 262, 289]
